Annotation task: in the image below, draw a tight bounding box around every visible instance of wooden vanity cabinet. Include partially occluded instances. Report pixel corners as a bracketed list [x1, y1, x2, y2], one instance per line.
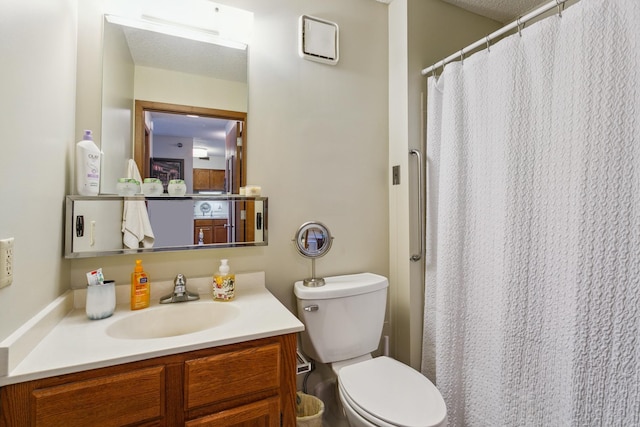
[0, 334, 296, 427]
[194, 219, 228, 244]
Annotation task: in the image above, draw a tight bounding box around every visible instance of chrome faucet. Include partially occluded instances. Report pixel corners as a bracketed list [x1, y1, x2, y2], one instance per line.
[159, 274, 200, 304]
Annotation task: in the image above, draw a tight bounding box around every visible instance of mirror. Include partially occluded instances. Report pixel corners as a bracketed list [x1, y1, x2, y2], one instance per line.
[100, 13, 249, 195]
[84, 6, 254, 256]
[65, 195, 267, 258]
[294, 222, 333, 287]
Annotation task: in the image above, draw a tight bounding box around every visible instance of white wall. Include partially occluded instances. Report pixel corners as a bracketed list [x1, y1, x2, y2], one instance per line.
[71, 0, 390, 315]
[0, 0, 77, 341]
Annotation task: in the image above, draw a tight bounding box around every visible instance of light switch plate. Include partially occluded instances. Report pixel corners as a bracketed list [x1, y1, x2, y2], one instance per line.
[0, 238, 14, 288]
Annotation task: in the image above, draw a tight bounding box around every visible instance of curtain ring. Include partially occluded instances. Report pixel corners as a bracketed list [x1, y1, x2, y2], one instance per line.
[459, 49, 465, 64]
[485, 36, 491, 53]
[556, 0, 564, 17]
[517, 17, 523, 37]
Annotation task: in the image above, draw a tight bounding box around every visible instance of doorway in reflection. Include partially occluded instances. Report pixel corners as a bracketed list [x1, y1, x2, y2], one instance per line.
[135, 101, 246, 196]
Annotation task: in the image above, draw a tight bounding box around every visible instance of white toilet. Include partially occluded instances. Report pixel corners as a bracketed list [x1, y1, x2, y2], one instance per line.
[294, 272, 447, 427]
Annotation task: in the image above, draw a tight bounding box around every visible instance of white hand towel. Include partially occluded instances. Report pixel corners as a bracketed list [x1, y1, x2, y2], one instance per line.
[126, 158, 142, 183]
[122, 159, 155, 249]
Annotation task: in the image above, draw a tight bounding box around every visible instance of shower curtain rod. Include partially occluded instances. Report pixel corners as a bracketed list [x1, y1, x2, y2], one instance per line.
[421, 0, 570, 76]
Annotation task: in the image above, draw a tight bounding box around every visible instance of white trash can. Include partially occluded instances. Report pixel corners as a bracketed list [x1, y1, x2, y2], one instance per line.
[296, 392, 324, 427]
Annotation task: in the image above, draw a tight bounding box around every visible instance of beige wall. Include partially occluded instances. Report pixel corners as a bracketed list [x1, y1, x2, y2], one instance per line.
[134, 67, 248, 112]
[389, 0, 500, 368]
[0, 0, 500, 364]
[0, 0, 77, 341]
[71, 0, 390, 315]
[100, 17, 134, 194]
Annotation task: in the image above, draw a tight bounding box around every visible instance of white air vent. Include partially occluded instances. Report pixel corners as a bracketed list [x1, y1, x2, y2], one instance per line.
[298, 15, 339, 65]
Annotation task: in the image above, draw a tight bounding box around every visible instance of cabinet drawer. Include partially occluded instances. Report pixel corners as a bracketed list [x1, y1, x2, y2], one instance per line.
[185, 343, 280, 410]
[31, 366, 165, 427]
[185, 396, 280, 427]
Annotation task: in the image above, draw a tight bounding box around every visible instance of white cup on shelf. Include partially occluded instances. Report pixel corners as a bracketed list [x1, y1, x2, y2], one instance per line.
[167, 179, 186, 196]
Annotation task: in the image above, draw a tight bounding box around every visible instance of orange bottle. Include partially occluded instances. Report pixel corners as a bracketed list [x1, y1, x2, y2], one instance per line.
[130, 259, 150, 310]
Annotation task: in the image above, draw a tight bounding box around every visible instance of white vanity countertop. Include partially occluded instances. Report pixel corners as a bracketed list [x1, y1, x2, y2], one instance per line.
[0, 272, 304, 386]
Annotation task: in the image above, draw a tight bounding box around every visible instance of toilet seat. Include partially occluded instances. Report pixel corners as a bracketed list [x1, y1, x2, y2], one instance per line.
[338, 356, 447, 427]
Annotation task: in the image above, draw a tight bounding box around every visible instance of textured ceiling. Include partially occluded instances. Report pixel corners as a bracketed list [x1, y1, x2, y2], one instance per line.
[441, 0, 547, 23]
[122, 26, 247, 82]
[125, 0, 546, 149]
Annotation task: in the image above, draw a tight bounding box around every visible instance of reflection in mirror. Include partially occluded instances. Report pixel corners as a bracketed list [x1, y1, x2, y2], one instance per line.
[134, 101, 246, 196]
[101, 12, 249, 195]
[94, 3, 253, 256]
[65, 196, 267, 258]
[294, 222, 334, 287]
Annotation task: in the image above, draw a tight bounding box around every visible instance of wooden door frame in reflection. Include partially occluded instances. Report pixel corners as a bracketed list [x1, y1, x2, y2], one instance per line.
[134, 100, 247, 188]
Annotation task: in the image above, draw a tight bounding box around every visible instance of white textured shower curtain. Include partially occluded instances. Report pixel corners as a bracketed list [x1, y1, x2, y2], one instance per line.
[422, 0, 640, 425]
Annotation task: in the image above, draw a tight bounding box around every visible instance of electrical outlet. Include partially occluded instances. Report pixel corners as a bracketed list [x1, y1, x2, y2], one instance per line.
[0, 238, 14, 288]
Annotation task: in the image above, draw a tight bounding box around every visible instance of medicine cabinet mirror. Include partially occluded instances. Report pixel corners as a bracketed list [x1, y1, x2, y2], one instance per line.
[65, 195, 267, 258]
[78, 4, 255, 257]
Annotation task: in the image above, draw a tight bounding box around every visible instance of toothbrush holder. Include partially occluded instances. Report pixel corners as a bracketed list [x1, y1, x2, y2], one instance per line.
[86, 280, 116, 320]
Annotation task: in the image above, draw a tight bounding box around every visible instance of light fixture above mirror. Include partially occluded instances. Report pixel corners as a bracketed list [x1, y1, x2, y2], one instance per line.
[105, 14, 248, 51]
[193, 147, 208, 158]
[104, 0, 253, 49]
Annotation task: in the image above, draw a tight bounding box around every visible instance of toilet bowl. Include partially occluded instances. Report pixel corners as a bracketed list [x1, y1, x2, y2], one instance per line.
[336, 356, 446, 427]
[294, 273, 447, 427]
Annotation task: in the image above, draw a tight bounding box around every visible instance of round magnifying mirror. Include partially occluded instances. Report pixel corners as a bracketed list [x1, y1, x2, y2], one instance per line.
[294, 221, 333, 286]
[294, 221, 333, 258]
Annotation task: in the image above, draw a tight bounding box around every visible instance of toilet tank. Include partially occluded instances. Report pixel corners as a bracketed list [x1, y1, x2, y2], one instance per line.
[294, 273, 388, 364]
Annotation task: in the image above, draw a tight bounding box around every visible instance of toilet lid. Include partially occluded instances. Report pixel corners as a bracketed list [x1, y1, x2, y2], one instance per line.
[338, 357, 446, 427]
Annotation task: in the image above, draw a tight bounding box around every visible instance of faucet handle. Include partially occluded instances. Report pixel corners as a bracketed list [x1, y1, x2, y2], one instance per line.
[174, 274, 186, 296]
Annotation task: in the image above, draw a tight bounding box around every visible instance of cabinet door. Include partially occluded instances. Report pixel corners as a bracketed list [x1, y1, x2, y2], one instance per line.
[31, 366, 165, 427]
[185, 396, 280, 427]
[194, 223, 214, 244]
[194, 169, 225, 191]
[185, 344, 280, 410]
[193, 169, 211, 191]
[212, 219, 228, 243]
[210, 170, 225, 190]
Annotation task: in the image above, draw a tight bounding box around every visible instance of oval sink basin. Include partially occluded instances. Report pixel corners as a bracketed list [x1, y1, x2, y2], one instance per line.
[107, 303, 239, 340]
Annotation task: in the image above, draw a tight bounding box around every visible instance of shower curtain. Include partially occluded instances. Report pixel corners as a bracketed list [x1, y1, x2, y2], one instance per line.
[422, 0, 640, 425]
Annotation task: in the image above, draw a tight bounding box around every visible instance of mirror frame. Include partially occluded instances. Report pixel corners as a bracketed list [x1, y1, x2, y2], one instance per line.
[134, 100, 247, 191]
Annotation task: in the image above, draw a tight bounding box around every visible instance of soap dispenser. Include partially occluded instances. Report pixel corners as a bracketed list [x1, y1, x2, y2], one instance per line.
[213, 259, 235, 301]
